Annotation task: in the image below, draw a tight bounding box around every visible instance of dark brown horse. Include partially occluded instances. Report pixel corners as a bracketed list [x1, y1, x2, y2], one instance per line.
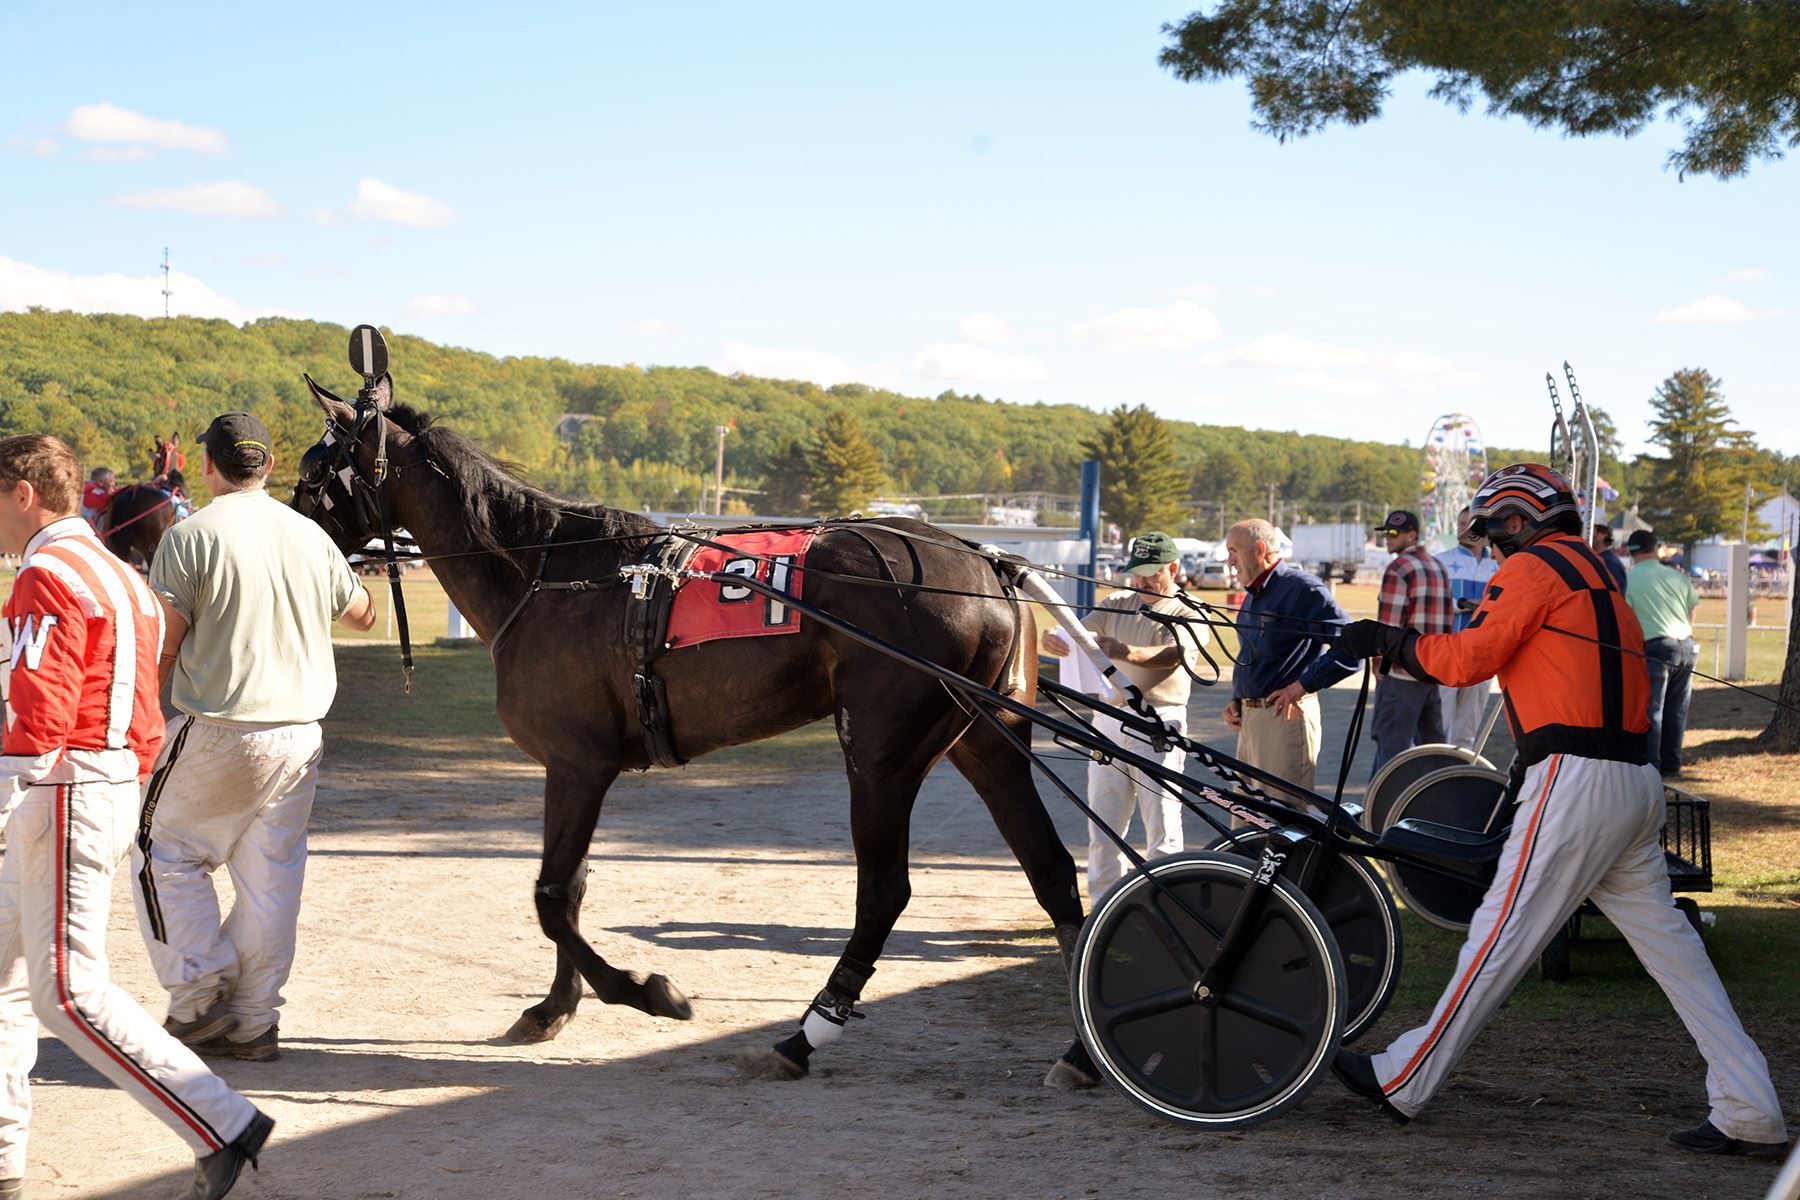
[292, 377, 1096, 1084]
[101, 469, 184, 569]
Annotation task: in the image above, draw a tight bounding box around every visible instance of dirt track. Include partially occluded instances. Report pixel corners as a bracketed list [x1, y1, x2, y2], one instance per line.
[20, 687, 1796, 1199]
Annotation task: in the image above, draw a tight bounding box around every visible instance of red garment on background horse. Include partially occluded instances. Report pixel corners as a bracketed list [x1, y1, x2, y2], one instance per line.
[666, 529, 818, 649]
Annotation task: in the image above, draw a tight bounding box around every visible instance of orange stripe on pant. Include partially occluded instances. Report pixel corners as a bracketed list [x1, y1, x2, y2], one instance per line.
[1382, 754, 1562, 1094]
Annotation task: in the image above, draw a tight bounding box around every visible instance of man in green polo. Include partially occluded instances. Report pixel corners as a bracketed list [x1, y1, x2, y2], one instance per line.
[1623, 530, 1699, 777]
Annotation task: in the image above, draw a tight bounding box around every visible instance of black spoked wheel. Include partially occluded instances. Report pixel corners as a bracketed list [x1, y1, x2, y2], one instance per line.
[1208, 832, 1400, 1044]
[1071, 852, 1346, 1130]
[1383, 766, 1510, 932]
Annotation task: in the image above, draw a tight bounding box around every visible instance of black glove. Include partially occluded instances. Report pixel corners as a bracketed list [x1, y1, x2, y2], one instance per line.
[1337, 619, 1407, 660]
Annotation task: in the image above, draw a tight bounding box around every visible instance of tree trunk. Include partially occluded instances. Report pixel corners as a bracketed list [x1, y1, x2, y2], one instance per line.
[1758, 577, 1800, 751]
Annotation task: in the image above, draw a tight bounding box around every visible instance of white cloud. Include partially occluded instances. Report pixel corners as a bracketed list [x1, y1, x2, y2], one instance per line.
[623, 317, 677, 336]
[1653, 294, 1757, 324]
[109, 181, 280, 219]
[347, 177, 454, 229]
[958, 313, 1013, 346]
[719, 341, 894, 389]
[1178, 281, 1220, 301]
[406, 293, 476, 318]
[912, 342, 1049, 386]
[4, 134, 59, 158]
[1724, 267, 1766, 284]
[61, 103, 226, 154]
[1070, 299, 1220, 353]
[0, 254, 288, 323]
[1276, 371, 1386, 400]
[83, 145, 155, 163]
[1202, 333, 1366, 371]
[307, 208, 339, 225]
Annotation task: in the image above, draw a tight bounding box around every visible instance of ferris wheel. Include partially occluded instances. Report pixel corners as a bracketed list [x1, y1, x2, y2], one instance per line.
[1419, 413, 1488, 553]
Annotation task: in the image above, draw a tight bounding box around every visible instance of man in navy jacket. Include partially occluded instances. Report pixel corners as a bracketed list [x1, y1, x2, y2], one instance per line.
[1222, 519, 1360, 803]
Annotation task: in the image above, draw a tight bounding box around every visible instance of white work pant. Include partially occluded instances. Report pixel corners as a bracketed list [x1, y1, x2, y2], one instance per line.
[1372, 754, 1788, 1144]
[1438, 683, 1491, 750]
[0, 780, 255, 1176]
[132, 716, 322, 1040]
[1085, 708, 1186, 899]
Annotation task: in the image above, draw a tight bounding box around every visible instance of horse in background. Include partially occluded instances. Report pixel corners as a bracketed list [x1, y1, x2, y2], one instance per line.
[101, 467, 186, 570]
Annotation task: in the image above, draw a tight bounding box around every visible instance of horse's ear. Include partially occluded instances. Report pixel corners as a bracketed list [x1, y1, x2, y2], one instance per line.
[303, 373, 355, 423]
[368, 372, 394, 411]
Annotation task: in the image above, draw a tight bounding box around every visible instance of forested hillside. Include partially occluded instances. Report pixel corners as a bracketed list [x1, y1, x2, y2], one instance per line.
[0, 310, 1539, 523]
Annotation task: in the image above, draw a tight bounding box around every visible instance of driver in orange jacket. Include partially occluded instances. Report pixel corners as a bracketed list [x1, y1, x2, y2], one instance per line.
[1332, 463, 1787, 1158]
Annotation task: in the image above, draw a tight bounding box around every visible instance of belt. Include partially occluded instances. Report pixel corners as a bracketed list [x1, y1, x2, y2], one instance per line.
[1242, 696, 1279, 709]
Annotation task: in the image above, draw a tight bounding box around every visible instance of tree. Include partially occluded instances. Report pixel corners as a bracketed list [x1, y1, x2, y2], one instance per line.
[1082, 404, 1188, 536]
[1636, 368, 1759, 560]
[807, 411, 886, 516]
[1762, 578, 1800, 751]
[759, 438, 815, 516]
[1160, 2, 1800, 178]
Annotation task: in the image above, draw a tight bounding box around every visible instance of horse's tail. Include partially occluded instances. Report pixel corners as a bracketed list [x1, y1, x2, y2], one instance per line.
[980, 550, 1119, 703]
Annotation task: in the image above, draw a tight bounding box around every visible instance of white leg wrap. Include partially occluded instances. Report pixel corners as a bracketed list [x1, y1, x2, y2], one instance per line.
[800, 1006, 845, 1049]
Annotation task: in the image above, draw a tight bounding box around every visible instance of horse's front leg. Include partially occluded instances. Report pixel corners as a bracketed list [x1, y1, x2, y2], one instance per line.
[504, 757, 691, 1044]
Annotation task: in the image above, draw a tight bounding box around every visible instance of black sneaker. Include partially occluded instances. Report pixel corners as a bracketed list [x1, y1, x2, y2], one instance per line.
[164, 997, 237, 1047]
[193, 1109, 274, 1200]
[1331, 1049, 1411, 1125]
[1667, 1119, 1788, 1157]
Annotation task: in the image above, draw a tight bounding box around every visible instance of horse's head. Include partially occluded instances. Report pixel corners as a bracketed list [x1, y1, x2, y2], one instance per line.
[293, 370, 402, 555]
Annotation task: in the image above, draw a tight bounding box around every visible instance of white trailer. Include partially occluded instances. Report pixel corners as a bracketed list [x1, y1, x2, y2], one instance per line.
[1290, 522, 1367, 581]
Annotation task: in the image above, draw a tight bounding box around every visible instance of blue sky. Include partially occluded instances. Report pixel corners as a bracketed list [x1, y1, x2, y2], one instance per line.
[3, 2, 1796, 461]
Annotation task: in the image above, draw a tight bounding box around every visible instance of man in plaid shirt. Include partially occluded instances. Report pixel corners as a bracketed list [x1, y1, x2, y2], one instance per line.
[1369, 509, 1455, 775]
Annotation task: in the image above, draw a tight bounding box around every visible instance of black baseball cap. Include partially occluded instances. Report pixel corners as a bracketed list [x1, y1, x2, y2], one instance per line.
[201, 411, 274, 475]
[1375, 510, 1420, 535]
[1625, 530, 1660, 554]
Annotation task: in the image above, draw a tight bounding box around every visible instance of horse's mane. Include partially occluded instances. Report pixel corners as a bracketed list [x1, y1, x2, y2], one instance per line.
[386, 403, 659, 571]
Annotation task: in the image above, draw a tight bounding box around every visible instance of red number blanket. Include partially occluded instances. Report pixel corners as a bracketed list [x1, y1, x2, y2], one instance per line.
[666, 528, 819, 649]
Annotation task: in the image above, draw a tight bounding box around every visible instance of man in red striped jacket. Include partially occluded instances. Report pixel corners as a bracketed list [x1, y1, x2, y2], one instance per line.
[0, 435, 272, 1199]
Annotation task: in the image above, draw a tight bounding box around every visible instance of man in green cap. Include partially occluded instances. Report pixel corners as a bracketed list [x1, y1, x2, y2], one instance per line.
[1042, 531, 1207, 897]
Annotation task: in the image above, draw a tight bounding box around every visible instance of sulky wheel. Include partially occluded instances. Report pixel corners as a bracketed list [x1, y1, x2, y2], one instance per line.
[1366, 744, 1494, 834]
[1070, 851, 1346, 1130]
[1382, 765, 1510, 932]
[1209, 831, 1400, 1045]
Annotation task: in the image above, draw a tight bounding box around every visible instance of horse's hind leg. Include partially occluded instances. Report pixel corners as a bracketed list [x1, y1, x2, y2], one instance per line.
[505, 757, 692, 1044]
[749, 696, 954, 1080]
[946, 707, 1101, 1089]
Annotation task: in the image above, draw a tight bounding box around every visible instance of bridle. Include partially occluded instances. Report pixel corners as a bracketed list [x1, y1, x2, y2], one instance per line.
[295, 377, 418, 692]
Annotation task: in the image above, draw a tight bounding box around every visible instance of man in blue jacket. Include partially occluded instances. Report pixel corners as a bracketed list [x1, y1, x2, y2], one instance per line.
[1222, 519, 1360, 802]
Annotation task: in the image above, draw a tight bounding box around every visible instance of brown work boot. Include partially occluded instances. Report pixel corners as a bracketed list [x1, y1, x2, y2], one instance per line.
[164, 997, 237, 1046]
[194, 1025, 280, 1063]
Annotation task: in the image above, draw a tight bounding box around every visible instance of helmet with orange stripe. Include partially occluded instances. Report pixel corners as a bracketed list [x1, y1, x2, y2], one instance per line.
[1469, 463, 1580, 555]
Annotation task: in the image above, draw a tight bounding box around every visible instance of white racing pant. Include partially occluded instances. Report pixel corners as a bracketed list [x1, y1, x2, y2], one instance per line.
[131, 715, 323, 1040]
[1372, 754, 1788, 1144]
[0, 780, 255, 1176]
[1085, 708, 1186, 898]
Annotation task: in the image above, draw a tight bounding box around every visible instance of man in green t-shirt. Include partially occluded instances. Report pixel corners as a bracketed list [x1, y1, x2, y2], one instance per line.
[1041, 531, 1208, 897]
[135, 412, 376, 1064]
[1623, 530, 1700, 776]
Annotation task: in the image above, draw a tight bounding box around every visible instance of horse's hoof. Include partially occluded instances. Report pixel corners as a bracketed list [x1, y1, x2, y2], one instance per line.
[644, 973, 693, 1020]
[504, 1011, 572, 1044]
[1044, 1040, 1101, 1090]
[734, 1046, 807, 1081]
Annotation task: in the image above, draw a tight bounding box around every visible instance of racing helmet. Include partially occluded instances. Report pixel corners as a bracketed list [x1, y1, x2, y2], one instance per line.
[1469, 463, 1578, 549]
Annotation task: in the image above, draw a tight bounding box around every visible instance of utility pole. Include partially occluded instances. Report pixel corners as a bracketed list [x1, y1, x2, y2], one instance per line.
[714, 425, 728, 516]
[160, 247, 172, 318]
[1266, 482, 1277, 526]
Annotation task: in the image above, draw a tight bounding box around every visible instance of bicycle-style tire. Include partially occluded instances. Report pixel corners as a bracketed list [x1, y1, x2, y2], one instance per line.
[1382, 766, 1510, 931]
[1208, 832, 1400, 1044]
[1070, 852, 1346, 1130]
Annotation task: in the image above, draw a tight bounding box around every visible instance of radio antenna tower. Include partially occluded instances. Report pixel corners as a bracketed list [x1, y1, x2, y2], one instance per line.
[160, 247, 173, 317]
